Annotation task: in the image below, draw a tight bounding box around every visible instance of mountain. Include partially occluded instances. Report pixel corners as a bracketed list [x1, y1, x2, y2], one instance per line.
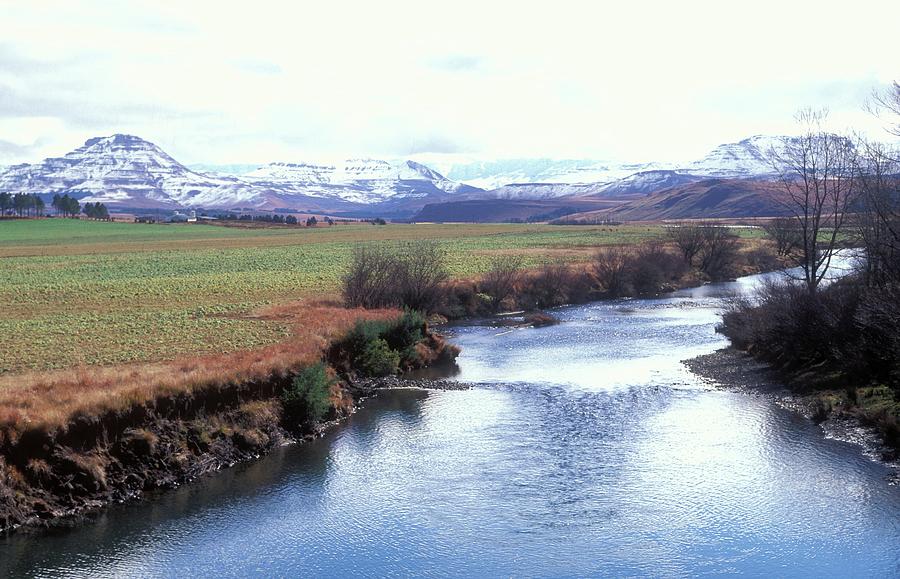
[411, 197, 624, 223]
[588, 170, 703, 197]
[0, 133, 798, 218]
[680, 135, 785, 178]
[559, 179, 790, 222]
[0, 134, 251, 209]
[188, 163, 260, 175]
[420, 136, 790, 189]
[478, 182, 618, 200]
[243, 159, 480, 205]
[0, 135, 481, 216]
[434, 158, 660, 189]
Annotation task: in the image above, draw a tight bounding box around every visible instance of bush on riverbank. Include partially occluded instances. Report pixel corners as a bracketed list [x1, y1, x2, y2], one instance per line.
[281, 362, 335, 423]
[592, 244, 688, 297]
[721, 278, 900, 388]
[343, 236, 769, 319]
[342, 242, 448, 311]
[720, 277, 900, 449]
[329, 310, 427, 377]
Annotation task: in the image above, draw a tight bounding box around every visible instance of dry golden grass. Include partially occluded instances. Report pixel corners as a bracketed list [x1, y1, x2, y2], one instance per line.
[0, 301, 398, 438]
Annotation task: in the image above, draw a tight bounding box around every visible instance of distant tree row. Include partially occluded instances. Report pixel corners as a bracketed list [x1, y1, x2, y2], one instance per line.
[0, 193, 46, 217]
[51, 194, 82, 217]
[212, 212, 335, 226]
[82, 201, 110, 220]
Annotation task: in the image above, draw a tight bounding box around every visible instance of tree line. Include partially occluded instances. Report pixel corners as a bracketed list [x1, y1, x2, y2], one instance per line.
[51, 194, 82, 217]
[0, 193, 45, 217]
[0, 192, 109, 220]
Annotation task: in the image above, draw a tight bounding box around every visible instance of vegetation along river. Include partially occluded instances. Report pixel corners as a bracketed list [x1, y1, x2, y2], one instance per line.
[2, 261, 899, 577]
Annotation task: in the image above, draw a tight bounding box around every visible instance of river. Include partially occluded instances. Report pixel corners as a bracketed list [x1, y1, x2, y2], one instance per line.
[2, 262, 899, 577]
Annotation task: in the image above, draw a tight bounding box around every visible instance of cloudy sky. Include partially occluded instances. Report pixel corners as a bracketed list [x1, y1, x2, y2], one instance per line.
[1, 0, 897, 167]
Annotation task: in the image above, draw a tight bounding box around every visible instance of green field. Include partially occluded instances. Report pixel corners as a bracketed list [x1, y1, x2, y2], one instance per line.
[0, 219, 760, 374]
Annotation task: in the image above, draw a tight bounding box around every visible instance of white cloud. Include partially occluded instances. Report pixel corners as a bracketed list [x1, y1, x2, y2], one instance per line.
[0, 0, 897, 165]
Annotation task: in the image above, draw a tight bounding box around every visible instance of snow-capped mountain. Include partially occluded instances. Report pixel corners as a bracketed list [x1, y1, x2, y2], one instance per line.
[0, 135, 481, 214]
[590, 170, 703, 197]
[432, 158, 661, 190]
[244, 159, 479, 205]
[418, 136, 791, 191]
[0, 134, 252, 208]
[477, 182, 612, 200]
[680, 135, 786, 178]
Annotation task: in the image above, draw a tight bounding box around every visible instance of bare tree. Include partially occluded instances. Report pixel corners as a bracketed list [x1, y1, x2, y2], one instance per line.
[396, 240, 449, 312]
[480, 255, 524, 310]
[667, 223, 707, 266]
[855, 141, 900, 285]
[342, 245, 399, 308]
[696, 226, 740, 280]
[769, 109, 857, 295]
[592, 247, 631, 297]
[761, 217, 803, 257]
[867, 81, 900, 138]
[529, 263, 571, 308]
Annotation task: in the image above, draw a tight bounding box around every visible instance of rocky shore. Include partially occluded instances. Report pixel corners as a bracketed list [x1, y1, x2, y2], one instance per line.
[687, 348, 899, 472]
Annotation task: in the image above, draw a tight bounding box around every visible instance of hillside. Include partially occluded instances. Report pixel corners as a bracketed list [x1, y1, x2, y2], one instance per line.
[559, 179, 789, 222]
[411, 197, 625, 223]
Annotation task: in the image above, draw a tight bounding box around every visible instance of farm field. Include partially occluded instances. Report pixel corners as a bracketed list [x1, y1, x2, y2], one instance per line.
[0, 219, 761, 374]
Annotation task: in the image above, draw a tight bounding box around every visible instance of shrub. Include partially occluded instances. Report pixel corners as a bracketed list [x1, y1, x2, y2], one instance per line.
[720, 277, 900, 390]
[630, 243, 685, 294]
[480, 255, 524, 310]
[527, 263, 571, 308]
[341, 241, 449, 312]
[381, 309, 425, 365]
[593, 247, 632, 297]
[332, 311, 426, 376]
[357, 338, 400, 377]
[342, 245, 399, 309]
[696, 227, 740, 280]
[395, 241, 449, 312]
[282, 362, 334, 423]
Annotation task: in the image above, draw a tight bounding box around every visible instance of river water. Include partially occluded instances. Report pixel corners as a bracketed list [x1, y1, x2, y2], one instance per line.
[3, 263, 899, 577]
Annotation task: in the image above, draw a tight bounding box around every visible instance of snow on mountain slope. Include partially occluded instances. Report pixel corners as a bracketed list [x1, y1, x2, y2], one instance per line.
[0, 134, 257, 208]
[680, 135, 787, 178]
[589, 170, 703, 197]
[0, 133, 801, 213]
[434, 158, 661, 189]
[243, 159, 480, 205]
[424, 136, 791, 190]
[481, 182, 614, 200]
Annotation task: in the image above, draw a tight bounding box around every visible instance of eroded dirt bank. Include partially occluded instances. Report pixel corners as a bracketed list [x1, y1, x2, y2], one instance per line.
[0, 329, 459, 534]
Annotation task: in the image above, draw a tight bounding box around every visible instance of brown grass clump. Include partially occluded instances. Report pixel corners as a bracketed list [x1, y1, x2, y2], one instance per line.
[0, 301, 398, 440]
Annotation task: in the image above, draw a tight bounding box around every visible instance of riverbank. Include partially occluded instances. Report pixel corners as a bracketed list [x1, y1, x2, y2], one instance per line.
[687, 348, 900, 470]
[0, 229, 780, 534]
[0, 319, 460, 534]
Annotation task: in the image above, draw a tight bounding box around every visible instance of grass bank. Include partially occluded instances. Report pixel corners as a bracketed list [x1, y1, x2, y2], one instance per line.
[0, 220, 685, 373]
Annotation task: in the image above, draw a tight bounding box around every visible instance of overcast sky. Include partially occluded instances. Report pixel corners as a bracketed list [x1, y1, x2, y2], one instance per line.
[1, 0, 897, 166]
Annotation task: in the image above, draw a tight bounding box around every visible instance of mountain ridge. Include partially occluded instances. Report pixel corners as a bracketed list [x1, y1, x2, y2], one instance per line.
[0, 133, 795, 217]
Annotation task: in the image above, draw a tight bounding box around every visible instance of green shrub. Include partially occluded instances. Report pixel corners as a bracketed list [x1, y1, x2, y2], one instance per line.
[282, 362, 334, 423]
[334, 310, 426, 376]
[382, 310, 425, 365]
[358, 337, 400, 377]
